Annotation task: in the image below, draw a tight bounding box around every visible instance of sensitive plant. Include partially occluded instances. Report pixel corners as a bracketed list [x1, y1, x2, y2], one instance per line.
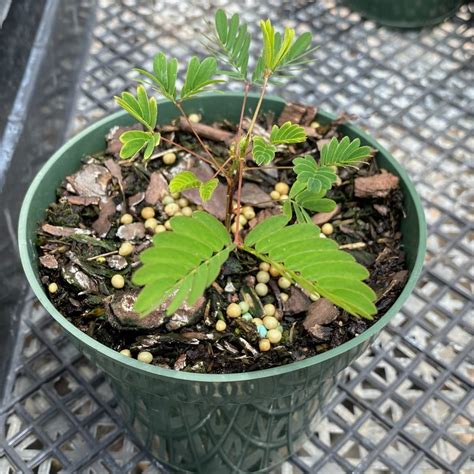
[114, 10, 377, 321]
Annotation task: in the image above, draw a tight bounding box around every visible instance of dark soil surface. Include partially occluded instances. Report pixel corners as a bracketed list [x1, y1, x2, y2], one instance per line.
[35, 103, 408, 374]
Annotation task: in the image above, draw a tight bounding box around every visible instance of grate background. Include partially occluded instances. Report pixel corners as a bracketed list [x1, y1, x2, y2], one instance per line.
[1, 0, 473, 472]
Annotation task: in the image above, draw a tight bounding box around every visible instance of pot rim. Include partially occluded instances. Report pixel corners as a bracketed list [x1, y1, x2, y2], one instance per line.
[18, 92, 426, 383]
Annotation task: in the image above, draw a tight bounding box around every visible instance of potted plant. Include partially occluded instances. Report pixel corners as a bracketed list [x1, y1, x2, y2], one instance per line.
[19, 10, 426, 473]
[342, 0, 463, 28]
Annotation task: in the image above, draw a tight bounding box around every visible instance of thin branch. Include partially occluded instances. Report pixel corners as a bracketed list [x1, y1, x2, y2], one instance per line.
[160, 135, 214, 167]
[176, 102, 219, 167]
[244, 165, 293, 171]
[234, 81, 251, 143]
[211, 155, 234, 179]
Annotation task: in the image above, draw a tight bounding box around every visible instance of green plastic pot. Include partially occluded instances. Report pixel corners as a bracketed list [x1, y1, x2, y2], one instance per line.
[342, 0, 463, 28]
[19, 93, 426, 473]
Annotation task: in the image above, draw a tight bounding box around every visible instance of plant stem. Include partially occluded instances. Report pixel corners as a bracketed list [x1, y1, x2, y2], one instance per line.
[160, 136, 214, 167]
[244, 165, 293, 171]
[176, 102, 219, 167]
[235, 81, 251, 142]
[232, 75, 270, 245]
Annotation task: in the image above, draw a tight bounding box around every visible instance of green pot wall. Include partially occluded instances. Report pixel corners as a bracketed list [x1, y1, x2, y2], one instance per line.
[342, 0, 463, 28]
[19, 93, 426, 473]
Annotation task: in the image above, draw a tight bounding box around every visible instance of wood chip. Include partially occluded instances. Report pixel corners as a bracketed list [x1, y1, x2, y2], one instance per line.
[41, 223, 90, 237]
[283, 287, 311, 315]
[66, 164, 111, 198]
[145, 171, 169, 204]
[240, 182, 273, 208]
[92, 197, 116, 237]
[278, 103, 317, 126]
[39, 254, 58, 269]
[354, 172, 399, 198]
[116, 223, 145, 240]
[312, 204, 342, 225]
[303, 298, 339, 339]
[178, 117, 234, 144]
[128, 192, 145, 208]
[65, 195, 100, 206]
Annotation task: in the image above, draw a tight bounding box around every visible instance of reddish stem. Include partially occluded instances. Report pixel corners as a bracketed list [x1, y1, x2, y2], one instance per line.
[176, 102, 219, 167]
[160, 136, 214, 167]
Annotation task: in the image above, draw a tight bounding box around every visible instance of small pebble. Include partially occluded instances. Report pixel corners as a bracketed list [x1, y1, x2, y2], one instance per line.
[163, 152, 177, 165]
[280, 194, 289, 201]
[321, 223, 334, 235]
[171, 192, 180, 199]
[263, 303, 276, 316]
[252, 317, 263, 326]
[309, 293, 320, 301]
[119, 349, 131, 357]
[310, 121, 320, 129]
[165, 202, 180, 216]
[277, 324, 283, 332]
[256, 270, 270, 284]
[118, 242, 134, 257]
[239, 301, 250, 313]
[259, 262, 270, 272]
[137, 351, 153, 364]
[242, 206, 255, 220]
[278, 277, 291, 289]
[181, 206, 193, 217]
[96, 256, 106, 264]
[270, 190, 281, 200]
[259, 338, 271, 351]
[215, 320, 227, 332]
[319, 233, 327, 239]
[274, 182, 289, 195]
[48, 282, 58, 294]
[120, 213, 133, 225]
[141, 207, 155, 219]
[188, 113, 200, 123]
[267, 328, 282, 344]
[242, 313, 253, 321]
[144, 217, 158, 230]
[280, 293, 289, 303]
[178, 197, 189, 207]
[263, 316, 279, 330]
[155, 224, 167, 233]
[255, 283, 268, 296]
[162, 195, 174, 205]
[111, 274, 125, 289]
[174, 211, 183, 216]
[226, 303, 242, 318]
[231, 222, 240, 233]
[164, 220, 172, 230]
[269, 266, 280, 277]
[257, 325, 268, 338]
[235, 214, 247, 226]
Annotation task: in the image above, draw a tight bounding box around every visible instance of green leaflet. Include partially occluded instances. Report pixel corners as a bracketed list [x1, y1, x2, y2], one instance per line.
[114, 85, 157, 132]
[243, 216, 377, 319]
[211, 9, 251, 81]
[180, 56, 224, 100]
[270, 122, 307, 144]
[320, 137, 372, 167]
[169, 172, 219, 202]
[252, 136, 276, 165]
[199, 178, 219, 202]
[118, 130, 160, 160]
[135, 52, 178, 101]
[133, 212, 235, 316]
[169, 171, 201, 194]
[256, 18, 316, 82]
